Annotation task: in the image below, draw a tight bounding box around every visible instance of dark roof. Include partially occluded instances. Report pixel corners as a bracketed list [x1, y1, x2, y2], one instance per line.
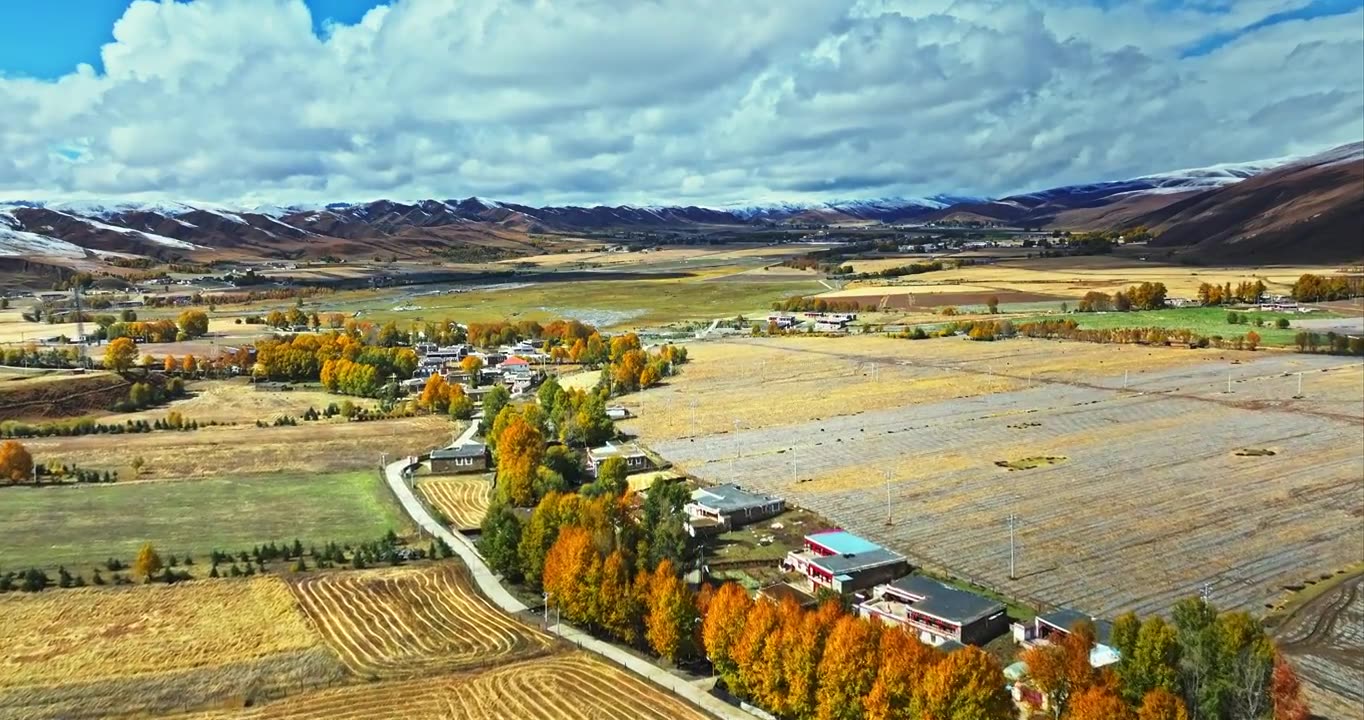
[690, 484, 783, 513]
[810, 547, 907, 577]
[1038, 608, 1114, 645]
[758, 583, 817, 607]
[431, 443, 486, 459]
[886, 576, 1005, 627]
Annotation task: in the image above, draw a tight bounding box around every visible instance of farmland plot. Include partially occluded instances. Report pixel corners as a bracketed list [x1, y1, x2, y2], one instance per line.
[175, 652, 711, 720]
[643, 338, 1364, 619]
[416, 476, 492, 530]
[288, 564, 552, 678]
[0, 579, 344, 720]
[1276, 575, 1364, 720]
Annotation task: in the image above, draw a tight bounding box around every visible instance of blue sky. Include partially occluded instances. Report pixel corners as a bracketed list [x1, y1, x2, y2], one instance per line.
[0, 0, 384, 78]
[0, 0, 1359, 205]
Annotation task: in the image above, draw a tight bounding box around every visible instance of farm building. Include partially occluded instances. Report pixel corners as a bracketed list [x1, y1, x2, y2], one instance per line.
[430, 443, 488, 474]
[783, 530, 909, 595]
[767, 314, 798, 329]
[1013, 607, 1120, 668]
[858, 575, 1008, 647]
[606, 406, 631, 421]
[500, 356, 533, 380]
[684, 483, 785, 532]
[586, 442, 653, 476]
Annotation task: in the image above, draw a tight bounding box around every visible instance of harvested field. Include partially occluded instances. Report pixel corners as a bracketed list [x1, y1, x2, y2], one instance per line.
[174, 652, 710, 720]
[0, 371, 129, 421]
[638, 336, 1364, 619]
[821, 288, 1061, 309]
[557, 368, 602, 392]
[21, 415, 452, 480]
[288, 564, 553, 679]
[100, 380, 377, 425]
[0, 578, 346, 720]
[416, 476, 492, 530]
[619, 335, 1234, 440]
[1276, 574, 1364, 720]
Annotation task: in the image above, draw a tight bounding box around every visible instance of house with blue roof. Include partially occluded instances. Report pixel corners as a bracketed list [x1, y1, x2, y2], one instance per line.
[782, 529, 909, 595]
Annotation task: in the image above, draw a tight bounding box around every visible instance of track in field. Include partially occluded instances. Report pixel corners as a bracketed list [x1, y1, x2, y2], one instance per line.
[288, 564, 552, 679]
[175, 653, 711, 720]
[417, 477, 492, 531]
[1276, 574, 1364, 719]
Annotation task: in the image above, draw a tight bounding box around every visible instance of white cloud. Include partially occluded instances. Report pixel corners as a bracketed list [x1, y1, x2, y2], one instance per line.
[0, 0, 1359, 206]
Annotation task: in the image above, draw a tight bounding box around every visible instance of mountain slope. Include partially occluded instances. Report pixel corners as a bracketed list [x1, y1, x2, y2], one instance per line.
[1137, 142, 1363, 263]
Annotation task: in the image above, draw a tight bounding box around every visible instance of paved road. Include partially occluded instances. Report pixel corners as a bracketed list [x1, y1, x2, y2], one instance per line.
[382, 456, 750, 720]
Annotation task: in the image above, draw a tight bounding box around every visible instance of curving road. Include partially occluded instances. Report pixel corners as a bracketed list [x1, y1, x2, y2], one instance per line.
[382, 456, 749, 720]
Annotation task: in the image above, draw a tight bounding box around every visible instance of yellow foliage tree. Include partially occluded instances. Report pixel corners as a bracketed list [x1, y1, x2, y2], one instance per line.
[0, 440, 34, 483]
[133, 542, 163, 580]
[103, 337, 138, 373]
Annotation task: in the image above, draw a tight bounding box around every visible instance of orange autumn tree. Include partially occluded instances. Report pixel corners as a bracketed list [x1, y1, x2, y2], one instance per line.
[781, 600, 845, 720]
[598, 549, 641, 643]
[865, 624, 940, 720]
[1271, 653, 1310, 720]
[1067, 686, 1134, 720]
[1138, 688, 1190, 720]
[814, 614, 882, 720]
[645, 560, 698, 664]
[0, 440, 34, 483]
[418, 372, 451, 412]
[732, 594, 783, 699]
[701, 581, 753, 682]
[541, 526, 601, 628]
[1022, 621, 1101, 718]
[913, 646, 1014, 720]
[495, 415, 544, 507]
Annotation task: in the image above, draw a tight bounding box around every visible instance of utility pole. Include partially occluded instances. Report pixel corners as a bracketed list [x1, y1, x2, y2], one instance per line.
[1200, 582, 1212, 605]
[1123, 370, 1129, 390]
[791, 447, 797, 485]
[883, 470, 894, 526]
[1295, 371, 1303, 398]
[1008, 513, 1017, 580]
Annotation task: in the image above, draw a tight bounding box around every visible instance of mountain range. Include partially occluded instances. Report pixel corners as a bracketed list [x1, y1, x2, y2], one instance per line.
[2, 142, 1360, 270]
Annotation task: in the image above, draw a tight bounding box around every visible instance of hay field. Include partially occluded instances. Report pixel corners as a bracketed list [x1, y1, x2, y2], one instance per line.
[0, 579, 346, 720]
[619, 335, 1234, 440]
[557, 368, 602, 392]
[21, 414, 452, 480]
[640, 336, 1364, 619]
[835, 256, 1342, 300]
[101, 380, 376, 425]
[288, 565, 552, 678]
[416, 476, 492, 530]
[175, 652, 710, 720]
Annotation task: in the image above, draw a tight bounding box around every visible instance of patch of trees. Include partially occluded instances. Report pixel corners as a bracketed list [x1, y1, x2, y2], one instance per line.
[0, 415, 207, 439]
[1014, 320, 1268, 351]
[142, 286, 330, 308]
[112, 377, 186, 412]
[0, 345, 84, 369]
[1077, 283, 1169, 312]
[104, 319, 180, 343]
[1294, 331, 1364, 356]
[772, 296, 863, 313]
[600, 334, 687, 394]
[1021, 599, 1308, 720]
[466, 319, 597, 348]
[1198, 281, 1266, 306]
[416, 373, 474, 419]
[1291, 273, 1363, 302]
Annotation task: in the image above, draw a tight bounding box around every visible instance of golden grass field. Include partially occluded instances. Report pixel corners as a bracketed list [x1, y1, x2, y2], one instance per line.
[102, 380, 377, 425]
[287, 565, 553, 679]
[832, 256, 1345, 301]
[556, 368, 602, 392]
[619, 335, 1235, 440]
[174, 652, 710, 720]
[21, 415, 453, 480]
[416, 476, 492, 530]
[0, 578, 318, 689]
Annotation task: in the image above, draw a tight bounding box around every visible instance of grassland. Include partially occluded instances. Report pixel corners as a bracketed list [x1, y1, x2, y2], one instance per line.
[0, 578, 346, 720]
[1010, 306, 1329, 346]
[0, 471, 408, 572]
[635, 335, 1364, 619]
[100, 380, 378, 425]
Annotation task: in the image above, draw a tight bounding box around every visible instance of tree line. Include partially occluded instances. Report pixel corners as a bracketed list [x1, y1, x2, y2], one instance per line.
[1077, 283, 1169, 312]
[1290, 273, 1362, 302]
[773, 296, 864, 313]
[1022, 599, 1308, 720]
[0, 412, 213, 440]
[1197, 281, 1267, 306]
[1013, 320, 1265, 352]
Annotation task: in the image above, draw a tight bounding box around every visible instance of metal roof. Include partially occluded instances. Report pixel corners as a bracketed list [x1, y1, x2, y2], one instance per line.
[810, 547, 906, 576]
[886, 576, 1005, 627]
[431, 443, 486, 459]
[1038, 608, 1114, 645]
[807, 530, 881, 556]
[690, 483, 782, 513]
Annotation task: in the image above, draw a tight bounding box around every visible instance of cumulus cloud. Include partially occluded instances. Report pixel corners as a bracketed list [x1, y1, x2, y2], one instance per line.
[0, 0, 1360, 206]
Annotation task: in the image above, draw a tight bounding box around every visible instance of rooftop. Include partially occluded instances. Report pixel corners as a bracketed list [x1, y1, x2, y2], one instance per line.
[810, 547, 906, 577]
[807, 530, 882, 556]
[690, 483, 782, 513]
[1038, 608, 1114, 645]
[589, 442, 647, 459]
[885, 575, 1005, 626]
[431, 443, 487, 459]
